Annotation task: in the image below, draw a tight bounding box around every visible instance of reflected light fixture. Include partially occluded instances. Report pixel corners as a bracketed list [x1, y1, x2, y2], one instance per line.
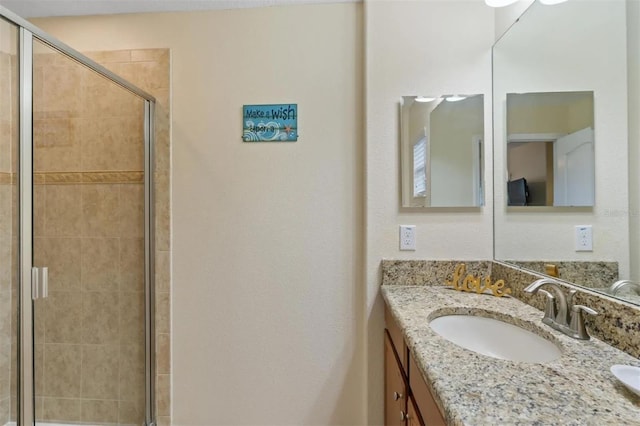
[539, 0, 568, 4]
[484, 0, 519, 7]
[415, 96, 437, 103]
[445, 95, 466, 102]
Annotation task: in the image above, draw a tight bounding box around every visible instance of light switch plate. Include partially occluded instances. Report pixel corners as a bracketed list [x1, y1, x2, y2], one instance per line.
[399, 225, 416, 251]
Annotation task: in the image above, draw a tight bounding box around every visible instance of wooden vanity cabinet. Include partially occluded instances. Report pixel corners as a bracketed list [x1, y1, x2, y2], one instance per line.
[385, 307, 446, 426]
[385, 332, 407, 426]
[409, 355, 445, 426]
[406, 397, 423, 426]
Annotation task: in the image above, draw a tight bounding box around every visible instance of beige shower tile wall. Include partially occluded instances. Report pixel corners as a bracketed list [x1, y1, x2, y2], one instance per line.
[32, 52, 142, 174]
[0, 50, 16, 426]
[0, 182, 12, 425]
[33, 182, 146, 426]
[27, 48, 171, 425]
[87, 48, 172, 425]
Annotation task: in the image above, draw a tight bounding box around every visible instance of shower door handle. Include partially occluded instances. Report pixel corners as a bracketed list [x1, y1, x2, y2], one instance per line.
[41, 267, 48, 298]
[31, 266, 49, 300]
[31, 267, 38, 300]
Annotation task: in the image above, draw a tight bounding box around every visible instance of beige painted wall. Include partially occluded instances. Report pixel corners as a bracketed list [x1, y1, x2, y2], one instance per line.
[508, 141, 547, 182]
[365, 1, 494, 423]
[33, 3, 365, 425]
[507, 96, 594, 135]
[508, 103, 579, 135]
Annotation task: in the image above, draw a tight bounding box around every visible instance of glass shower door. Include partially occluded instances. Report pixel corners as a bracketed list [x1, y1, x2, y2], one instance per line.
[32, 39, 147, 425]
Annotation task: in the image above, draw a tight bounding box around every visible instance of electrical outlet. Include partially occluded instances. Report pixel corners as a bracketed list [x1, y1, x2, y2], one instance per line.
[575, 225, 593, 252]
[399, 225, 416, 251]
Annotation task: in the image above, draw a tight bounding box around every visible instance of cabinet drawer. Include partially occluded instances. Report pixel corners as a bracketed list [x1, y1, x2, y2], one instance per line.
[385, 306, 408, 372]
[409, 354, 445, 426]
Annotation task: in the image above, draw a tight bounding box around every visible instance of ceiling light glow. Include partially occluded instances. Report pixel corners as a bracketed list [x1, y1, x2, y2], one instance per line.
[445, 95, 466, 102]
[415, 96, 437, 103]
[484, 0, 519, 7]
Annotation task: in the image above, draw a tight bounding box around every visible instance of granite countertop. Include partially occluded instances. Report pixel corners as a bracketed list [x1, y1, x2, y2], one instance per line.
[381, 285, 640, 425]
[592, 288, 640, 305]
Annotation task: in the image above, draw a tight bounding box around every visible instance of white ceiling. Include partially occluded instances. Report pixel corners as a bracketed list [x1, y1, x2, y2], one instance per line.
[0, 0, 359, 19]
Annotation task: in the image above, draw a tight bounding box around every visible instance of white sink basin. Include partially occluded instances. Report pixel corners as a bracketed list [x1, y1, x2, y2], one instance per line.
[429, 314, 562, 363]
[611, 365, 640, 397]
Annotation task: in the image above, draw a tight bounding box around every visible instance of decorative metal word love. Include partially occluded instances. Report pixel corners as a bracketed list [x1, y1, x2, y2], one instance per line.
[445, 263, 512, 297]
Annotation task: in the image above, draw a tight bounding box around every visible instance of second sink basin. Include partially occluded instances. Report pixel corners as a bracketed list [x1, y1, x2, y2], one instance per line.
[429, 314, 562, 363]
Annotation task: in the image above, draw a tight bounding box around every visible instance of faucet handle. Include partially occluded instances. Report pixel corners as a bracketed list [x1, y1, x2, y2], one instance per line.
[572, 305, 598, 316]
[570, 305, 598, 340]
[538, 289, 557, 321]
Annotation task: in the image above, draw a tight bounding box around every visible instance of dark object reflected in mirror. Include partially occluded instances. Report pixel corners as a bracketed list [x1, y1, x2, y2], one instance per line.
[506, 91, 594, 207]
[507, 177, 529, 206]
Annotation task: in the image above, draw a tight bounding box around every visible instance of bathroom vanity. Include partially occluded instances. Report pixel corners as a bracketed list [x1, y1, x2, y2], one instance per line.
[382, 284, 640, 425]
[385, 306, 445, 426]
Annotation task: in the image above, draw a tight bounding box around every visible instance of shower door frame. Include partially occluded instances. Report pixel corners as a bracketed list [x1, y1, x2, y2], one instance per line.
[0, 5, 158, 426]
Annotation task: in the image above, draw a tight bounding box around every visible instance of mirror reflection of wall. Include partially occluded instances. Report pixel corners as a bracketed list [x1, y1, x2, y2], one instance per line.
[493, 0, 634, 303]
[506, 91, 594, 207]
[400, 94, 484, 208]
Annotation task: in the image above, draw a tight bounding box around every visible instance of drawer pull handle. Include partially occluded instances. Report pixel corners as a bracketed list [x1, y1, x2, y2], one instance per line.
[393, 391, 403, 401]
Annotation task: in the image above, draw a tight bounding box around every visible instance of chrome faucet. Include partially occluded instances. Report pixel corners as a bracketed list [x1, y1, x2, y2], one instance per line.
[524, 278, 598, 340]
[609, 280, 640, 296]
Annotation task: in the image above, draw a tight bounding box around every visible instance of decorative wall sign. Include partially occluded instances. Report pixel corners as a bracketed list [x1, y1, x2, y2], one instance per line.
[243, 104, 298, 142]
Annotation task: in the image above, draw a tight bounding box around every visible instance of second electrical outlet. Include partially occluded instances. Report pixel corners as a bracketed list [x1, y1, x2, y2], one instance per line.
[575, 225, 593, 251]
[400, 225, 416, 251]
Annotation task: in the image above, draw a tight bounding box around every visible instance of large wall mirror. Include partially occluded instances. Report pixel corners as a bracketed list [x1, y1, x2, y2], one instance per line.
[493, 0, 640, 305]
[400, 95, 484, 208]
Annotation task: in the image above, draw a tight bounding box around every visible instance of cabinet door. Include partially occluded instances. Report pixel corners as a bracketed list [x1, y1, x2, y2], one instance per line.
[409, 354, 445, 426]
[386, 307, 408, 371]
[407, 396, 424, 426]
[384, 333, 406, 426]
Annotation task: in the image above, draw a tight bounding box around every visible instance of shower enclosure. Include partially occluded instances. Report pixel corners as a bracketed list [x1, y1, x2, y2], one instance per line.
[0, 6, 156, 426]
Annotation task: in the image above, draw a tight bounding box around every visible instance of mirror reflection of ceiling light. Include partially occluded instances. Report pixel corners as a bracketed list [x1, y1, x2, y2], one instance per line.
[445, 95, 466, 102]
[415, 96, 437, 103]
[484, 0, 519, 7]
[539, 0, 568, 4]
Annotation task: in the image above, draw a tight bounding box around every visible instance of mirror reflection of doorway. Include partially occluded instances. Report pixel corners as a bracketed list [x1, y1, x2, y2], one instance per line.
[554, 127, 595, 206]
[506, 91, 595, 207]
[508, 138, 554, 206]
[507, 127, 594, 206]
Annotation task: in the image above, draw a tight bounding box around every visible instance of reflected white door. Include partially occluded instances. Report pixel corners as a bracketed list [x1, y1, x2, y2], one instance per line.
[554, 127, 595, 206]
